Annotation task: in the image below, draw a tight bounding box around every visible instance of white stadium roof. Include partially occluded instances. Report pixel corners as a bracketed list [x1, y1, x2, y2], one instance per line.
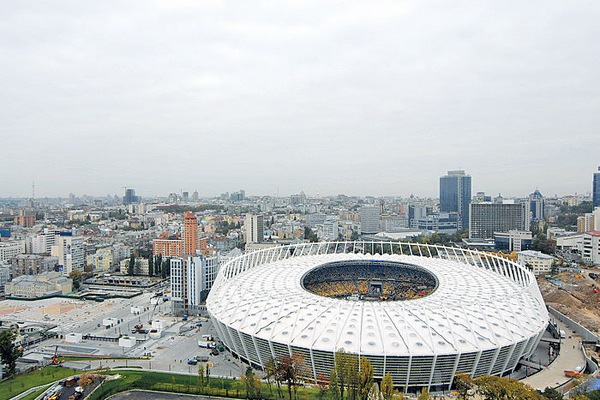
[207, 251, 547, 357]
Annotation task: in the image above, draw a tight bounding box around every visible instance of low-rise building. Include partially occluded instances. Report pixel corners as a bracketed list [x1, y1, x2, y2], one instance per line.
[5, 272, 72, 298]
[583, 232, 600, 266]
[554, 232, 584, 252]
[0, 240, 26, 262]
[517, 250, 555, 275]
[119, 258, 150, 275]
[494, 230, 532, 252]
[87, 247, 114, 271]
[11, 254, 58, 277]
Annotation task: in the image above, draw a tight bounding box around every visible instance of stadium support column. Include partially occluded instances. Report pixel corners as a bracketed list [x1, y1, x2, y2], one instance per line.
[486, 347, 501, 376]
[470, 351, 482, 378]
[500, 343, 517, 376]
[428, 354, 437, 388]
[449, 354, 460, 391]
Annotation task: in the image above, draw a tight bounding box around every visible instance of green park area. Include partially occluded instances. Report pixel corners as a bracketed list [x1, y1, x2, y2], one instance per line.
[0, 366, 83, 400]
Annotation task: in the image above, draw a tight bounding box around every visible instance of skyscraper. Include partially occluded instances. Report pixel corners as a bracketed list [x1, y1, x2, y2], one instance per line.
[122, 188, 139, 205]
[529, 189, 545, 221]
[594, 166, 600, 208]
[183, 212, 198, 255]
[245, 214, 264, 243]
[469, 202, 530, 239]
[440, 170, 472, 230]
[360, 205, 381, 234]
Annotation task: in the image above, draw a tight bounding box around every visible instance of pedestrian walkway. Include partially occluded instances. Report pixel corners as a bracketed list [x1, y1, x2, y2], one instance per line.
[522, 319, 586, 390]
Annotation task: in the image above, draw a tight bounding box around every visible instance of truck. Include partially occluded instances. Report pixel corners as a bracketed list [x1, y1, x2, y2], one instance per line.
[564, 370, 581, 377]
[198, 340, 216, 348]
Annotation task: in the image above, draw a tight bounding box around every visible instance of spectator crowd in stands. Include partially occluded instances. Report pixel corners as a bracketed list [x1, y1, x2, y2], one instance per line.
[303, 261, 436, 301]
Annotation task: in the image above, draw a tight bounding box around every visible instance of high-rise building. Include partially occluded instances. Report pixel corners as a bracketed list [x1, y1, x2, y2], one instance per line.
[360, 206, 380, 234]
[153, 236, 183, 257]
[469, 202, 530, 239]
[170, 254, 220, 315]
[231, 190, 246, 202]
[322, 219, 339, 240]
[183, 212, 198, 255]
[191, 190, 199, 201]
[594, 167, 600, 208]
[529, 189, 545, 221]
[51, 234, 84, 275]
[290, 192, 307, 206]
[123, 188, 139, 205]
[440, 170, 472, 231]
[245, 214, 264, 243]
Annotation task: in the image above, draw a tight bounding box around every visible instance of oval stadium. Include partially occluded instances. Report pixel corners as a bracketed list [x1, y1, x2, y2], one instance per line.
[206, 241, 548, 392]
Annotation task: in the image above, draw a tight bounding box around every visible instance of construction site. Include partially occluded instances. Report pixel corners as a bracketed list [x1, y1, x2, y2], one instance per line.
[539, 268, 600, 334]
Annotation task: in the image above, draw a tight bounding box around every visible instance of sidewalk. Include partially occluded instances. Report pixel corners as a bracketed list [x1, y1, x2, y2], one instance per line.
[522, 319, 586, 390]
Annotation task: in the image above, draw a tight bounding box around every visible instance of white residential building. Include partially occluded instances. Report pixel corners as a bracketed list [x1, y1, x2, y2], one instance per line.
[0, 240, 26, 262]
[51, 235, 84, 275]
[245, 214, 264, 244]
[583, 232, 600, 266]
[170, 254, 220, 315]
[517, 250, 555, 275]
[322, 220, 339, 241]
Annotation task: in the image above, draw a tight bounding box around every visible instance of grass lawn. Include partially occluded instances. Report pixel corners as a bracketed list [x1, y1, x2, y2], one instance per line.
[0, 366, 83, 400]
[19, 385, 52, 400]
[89, 370, 323, 400]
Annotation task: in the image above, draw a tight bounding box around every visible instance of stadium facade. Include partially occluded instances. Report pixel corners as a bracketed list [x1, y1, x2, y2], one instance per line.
[207, 241, 548, 392]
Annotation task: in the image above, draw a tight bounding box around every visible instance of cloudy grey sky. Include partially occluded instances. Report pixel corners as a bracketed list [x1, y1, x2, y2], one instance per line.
[1, 1, 599, 199]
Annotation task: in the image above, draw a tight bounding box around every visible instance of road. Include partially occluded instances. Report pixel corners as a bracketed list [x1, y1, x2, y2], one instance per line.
[522, 319, 586, 390]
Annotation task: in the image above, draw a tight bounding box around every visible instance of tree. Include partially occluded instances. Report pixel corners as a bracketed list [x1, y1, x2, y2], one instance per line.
[359, 357, 374, 400]
[198, 363, 205, 386]
[542, 387, 563, 400]
[0, 328, 23, 376]
[335, 350, 349, 400]
[350, 231, 359, 241]
[417, 387, 430, 400]
[475, 375, 540, 400]
[346, 353, 360, 400]
[128, 255, 136, 276]
[380, 373, 394, 400]
[551, 260, 561, 275]
[155, 254, 162, 275]
[68, 270, 83, 291]
[264, 358, 281, 397]
[161, 259, 170, 279]
[276, 354, 304, 400]
[304, 226, 319, 242]
[241, 366, 261, 399]
[329, 369, 341, 400]
[316, 373, 329, 400]
[148, 255, 154, 276]
[454, 373, 475, 400]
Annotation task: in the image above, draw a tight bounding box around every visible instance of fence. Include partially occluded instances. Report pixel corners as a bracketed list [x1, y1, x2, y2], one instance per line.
[548, 306, 600, 343]
[215, 240, 535, 289]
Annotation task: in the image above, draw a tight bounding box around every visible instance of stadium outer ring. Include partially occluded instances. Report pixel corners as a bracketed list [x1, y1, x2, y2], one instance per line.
[207, 241, 548, 392]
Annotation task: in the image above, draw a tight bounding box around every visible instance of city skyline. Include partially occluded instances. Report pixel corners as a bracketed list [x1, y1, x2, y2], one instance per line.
[1, 1, 599, 198]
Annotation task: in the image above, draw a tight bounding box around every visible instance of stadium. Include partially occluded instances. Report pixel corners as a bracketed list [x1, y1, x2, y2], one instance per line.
[206, 241, 548, 392]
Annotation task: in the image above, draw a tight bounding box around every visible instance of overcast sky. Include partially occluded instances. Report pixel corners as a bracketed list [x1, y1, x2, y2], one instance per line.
[1, 1, 599, 199]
